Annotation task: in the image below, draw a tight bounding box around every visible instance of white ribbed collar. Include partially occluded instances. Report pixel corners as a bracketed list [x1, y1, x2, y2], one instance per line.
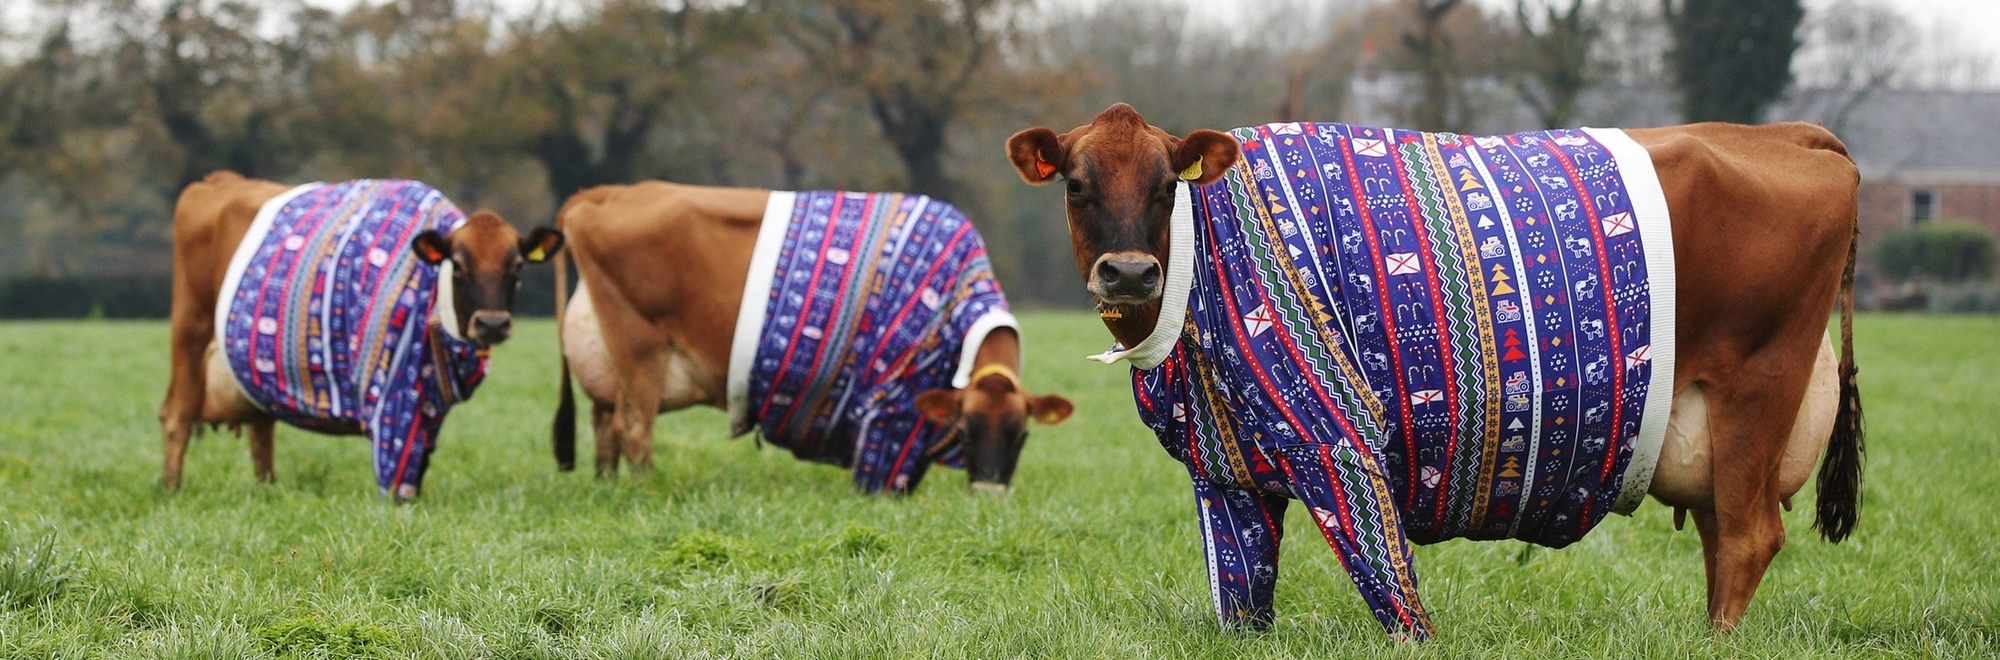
[1087, 181, 1195, 370]
[435, 258, 465, 342]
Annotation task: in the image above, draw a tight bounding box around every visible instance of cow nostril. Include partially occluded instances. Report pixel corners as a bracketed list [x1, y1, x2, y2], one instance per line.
[475, 315, 511, 334]
[1097, 258, 1162, 294]
[1094, 260, 1121, 285]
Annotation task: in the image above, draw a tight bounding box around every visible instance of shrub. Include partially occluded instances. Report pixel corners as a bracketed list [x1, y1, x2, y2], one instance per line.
[1925, 281, 2000, 314]
[0, 276, 173, 319]
[1871, 222, 1998, 283]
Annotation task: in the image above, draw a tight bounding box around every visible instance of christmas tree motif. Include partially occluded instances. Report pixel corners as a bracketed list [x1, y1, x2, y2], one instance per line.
[1458, 168, 1484, 191]
[1499, 456, 1522, 478]
[1502, 329, 1527, 361]
[1490, 264, 1516, 295]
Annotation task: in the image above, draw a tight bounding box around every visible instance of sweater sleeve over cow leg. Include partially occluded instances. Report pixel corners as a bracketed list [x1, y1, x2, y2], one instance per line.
[1276, 443, 1434, 640]
[850, 409, 936, 495]
[373, 383, 445, 502]
[1191, 472, 1288, 631]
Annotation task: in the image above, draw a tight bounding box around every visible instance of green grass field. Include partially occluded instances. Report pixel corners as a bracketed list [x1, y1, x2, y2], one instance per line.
[0, 313, 1995, 658]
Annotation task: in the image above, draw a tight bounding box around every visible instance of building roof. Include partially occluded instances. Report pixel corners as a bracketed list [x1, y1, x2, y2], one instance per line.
[1771, 89, 2000, 184]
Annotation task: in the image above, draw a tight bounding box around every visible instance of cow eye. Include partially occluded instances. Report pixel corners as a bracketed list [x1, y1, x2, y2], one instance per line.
[1065, 178, 1083, 195]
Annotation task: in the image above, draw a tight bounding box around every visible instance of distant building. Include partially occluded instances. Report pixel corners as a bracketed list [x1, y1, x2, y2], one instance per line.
[1775, 90, 2000, 245]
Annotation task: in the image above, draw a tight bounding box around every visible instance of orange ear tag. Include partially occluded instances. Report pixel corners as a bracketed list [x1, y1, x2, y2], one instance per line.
[1035, 158, 1057, 180]
[1178, 155, 1204, 181]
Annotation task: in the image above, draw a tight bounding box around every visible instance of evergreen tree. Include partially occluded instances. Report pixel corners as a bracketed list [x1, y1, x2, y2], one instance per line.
[1662, 0, 1805, 123]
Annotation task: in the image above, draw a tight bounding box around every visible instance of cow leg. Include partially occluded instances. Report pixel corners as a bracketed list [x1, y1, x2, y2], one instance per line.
[1276, 443, 1433, 640]
[1691, 507, 1720, 608]
[248, 417, 276, 483]
[611, 347, 666, 476]
[1699, 367, 1808, 630]
[1188, 471, 1287, 631]
[591, 400, 620, 477]
[159, 292, 213, 493]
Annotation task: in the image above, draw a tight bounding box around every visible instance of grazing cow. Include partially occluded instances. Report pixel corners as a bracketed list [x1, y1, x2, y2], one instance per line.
[551, 182, 1072, 494]
[1006, 104, 1862, 638]
[159, 172, 562, 500]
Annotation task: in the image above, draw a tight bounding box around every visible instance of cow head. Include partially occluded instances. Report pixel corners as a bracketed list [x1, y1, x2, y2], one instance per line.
[1005, 103, 1239, 309]
[914, 365, 1073, 494]
[410, 210, 564, 346]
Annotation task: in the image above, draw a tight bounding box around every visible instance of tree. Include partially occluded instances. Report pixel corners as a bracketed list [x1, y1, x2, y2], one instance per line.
[137, 1, 298, 189]
[1788, 0, 1915, 133]
[763, 0, 1025, 204]
[1661, 0, 1804, 123]
[1403, 0, 1464, 130]
[0, 12, 155, 277]
[501, 1, 749, 204]
[1514, 0, 1600, 129]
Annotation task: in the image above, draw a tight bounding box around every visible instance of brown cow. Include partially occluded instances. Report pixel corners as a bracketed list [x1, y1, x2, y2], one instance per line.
[159, 171, 561, 500]
[1006, 104, 1862, 637]
[550, 182, 1071, 494]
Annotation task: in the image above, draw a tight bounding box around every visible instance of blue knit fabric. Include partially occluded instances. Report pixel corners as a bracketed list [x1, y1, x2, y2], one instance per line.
[1127, 123, 1674, 637]
[220, 180, 486, 496]
[735, 191, 1014, 493]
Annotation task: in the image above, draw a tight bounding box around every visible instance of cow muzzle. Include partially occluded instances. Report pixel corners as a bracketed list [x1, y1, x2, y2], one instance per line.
[469, 311, 512, 344]
[1089, 252, 1162, 305]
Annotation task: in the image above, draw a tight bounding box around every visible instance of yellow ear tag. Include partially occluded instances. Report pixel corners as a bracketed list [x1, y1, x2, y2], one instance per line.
[528, 246, 545, 261]
[1178, 156, 1204, 181]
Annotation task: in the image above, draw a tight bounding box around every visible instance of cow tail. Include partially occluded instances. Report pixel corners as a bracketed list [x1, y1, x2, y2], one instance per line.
[552, 243, 578, 472]
[1814, 223, 1864, 543]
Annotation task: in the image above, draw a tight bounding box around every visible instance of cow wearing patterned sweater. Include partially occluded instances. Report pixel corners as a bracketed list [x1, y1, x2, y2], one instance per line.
[1007, 104, 1863, 638]
[552, 182, 1072, 494]
[159, 172, 563, 500]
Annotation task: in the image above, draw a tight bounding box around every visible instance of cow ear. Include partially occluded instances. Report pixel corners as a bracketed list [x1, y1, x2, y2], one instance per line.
[411, 230, 451, 265]
[1168, 129, 1240, 186]
[914, 388, 964, 424]
[520, 227, 564, 263]
[1027, 393, 1074, 426]
[1006, 126, 1066, 185]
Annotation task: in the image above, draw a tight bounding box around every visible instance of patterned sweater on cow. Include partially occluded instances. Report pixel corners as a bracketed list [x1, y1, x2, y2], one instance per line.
[726, 191, 1017, 494]
[219, 180, 487, 496]
[1105, 123, 1677, 637]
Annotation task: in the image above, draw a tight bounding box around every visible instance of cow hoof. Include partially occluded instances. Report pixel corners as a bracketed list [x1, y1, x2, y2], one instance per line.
[969, 482, 1011, 497]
